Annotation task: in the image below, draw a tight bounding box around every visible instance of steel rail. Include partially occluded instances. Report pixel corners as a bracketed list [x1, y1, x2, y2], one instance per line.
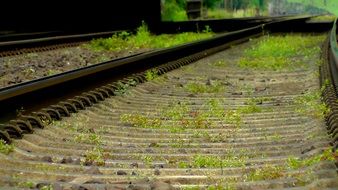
[0, 16, 317, 143]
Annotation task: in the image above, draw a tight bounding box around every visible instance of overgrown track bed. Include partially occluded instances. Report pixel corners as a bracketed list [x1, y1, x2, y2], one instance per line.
[0, 34, 337, 190]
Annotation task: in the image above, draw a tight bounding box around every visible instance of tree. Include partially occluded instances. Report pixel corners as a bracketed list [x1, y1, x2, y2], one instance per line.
[203, 0, 222, 9]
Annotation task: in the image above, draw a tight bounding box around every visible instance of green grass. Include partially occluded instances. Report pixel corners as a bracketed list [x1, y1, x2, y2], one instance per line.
[0, 139, 14, 155]
[82, 147, 105, 166]
[244, 165, 285, 181]
[294, 90, 330, 119]
[184, 81, 224, 94]
[179, 152, 247, 168]
[120, 114, 162, 129]
[238, 35, 325, 70]
[87, 22, 213, 51]
[287, 149, 337, 169]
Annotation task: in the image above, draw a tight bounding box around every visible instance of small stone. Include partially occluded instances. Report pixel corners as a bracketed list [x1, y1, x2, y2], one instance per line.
[117, 170, 127, 175]
[232, 92, 243, 95]
[130, 162, 139, 168]
[154, 169, 160, 175]
[301, 145, 316, 154]
[152, 163, 164, 168]
[41, 156, 53, 163]
[85, 166, 102, 175]
[132, 171, 138, 176]
[255, 87, 266, 92]
[60, 156, 73, 164]
[145, 148, 154, 153]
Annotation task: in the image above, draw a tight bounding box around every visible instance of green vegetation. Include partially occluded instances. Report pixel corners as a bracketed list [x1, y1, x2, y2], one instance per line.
[18, 181, 35, 188]
[0, 139, 14, 155]
[238, 35, 325, 70]
[82, 146, 105, 166]
[141, 155, 154, 166]
[145, 69, 159, 81]
[287, 149, 337, 169]
[294, 90, 330, 119]
[184, 81, 224, 94]
[179, 151, 247, 168]
[120, 114, 162, 129]
[287, 0, 338, 15]
[87, 22, 213, 51]
[245, 165, 285, 181]
[74, 133, 102, 145]
[161, 0, 188, 21]
[114, 79, 137, 96]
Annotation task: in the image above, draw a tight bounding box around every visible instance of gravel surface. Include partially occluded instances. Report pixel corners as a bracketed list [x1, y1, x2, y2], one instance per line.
[0, 45, 149, 88]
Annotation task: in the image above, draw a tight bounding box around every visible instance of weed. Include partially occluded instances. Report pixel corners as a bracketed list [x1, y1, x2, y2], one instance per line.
[294, 90, 329, 119]
[114, 79, 137, 96]
[244, 165, 285, 181]
[162, 101, 190, 121]
[224, 110, 242, 128]
[168, 126, 186, 133]
[87, 22, 213, 51]
[120, 114, 162, 129]
[170, 137, 191, 148]
[18, 181, 35, 188]
[82, 147, 105, 166]
[74, 133, 102, 145]
[141, 155, 154, 166]
[0, 139, 14, 155]
[185, 81, 224, 94]
[287, 149, 337, 169]
[180, 152, 247, 168]
[40, 185, 53, 190]
[265, 133, 282, 141]
[238, 35, 325, 70]
[145, 69, 159, 81]
[212, 60, 227, 67]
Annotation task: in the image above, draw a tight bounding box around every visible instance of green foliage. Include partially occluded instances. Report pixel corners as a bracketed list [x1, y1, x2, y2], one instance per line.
[204, 0, 222, 8]
[245, 165, 285, 181]
[287, 149, 337, 169]
[74, 133, 102, 145]
[180, 152, 247, 168]
[18, 181, 35, 188]
[162, 102, 190, 121]
[238, 35, 325, 70]
[287, 0, 338, 15]
[162, 0, 188, 21]
[238, 97, 264, 114]
[224, 110, 242, 127]
[114, 79, 137, 96]
[184, 81, 224, 93]
[82, 147, 105, 166]
[0, 139, 14, 155]
[120, 114, 162, 129]
[87, 22, 213, 51]
[145, 69, 159, 81]
[294, 90, 330, 119]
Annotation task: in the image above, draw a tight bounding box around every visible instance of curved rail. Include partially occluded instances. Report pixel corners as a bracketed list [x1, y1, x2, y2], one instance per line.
[320, 18, 338, 150]
[0, 16, 318, 143]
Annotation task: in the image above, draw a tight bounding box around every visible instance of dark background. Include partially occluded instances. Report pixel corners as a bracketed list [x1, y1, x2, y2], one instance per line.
[0, 0, 161, 33]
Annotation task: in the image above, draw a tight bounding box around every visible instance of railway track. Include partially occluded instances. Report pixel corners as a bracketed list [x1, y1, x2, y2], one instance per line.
[0, 17, 337, 189]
